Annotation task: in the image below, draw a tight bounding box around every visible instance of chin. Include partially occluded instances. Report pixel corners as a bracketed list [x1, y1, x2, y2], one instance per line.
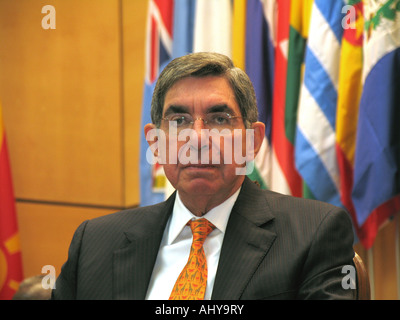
[181, 179, 219, 194]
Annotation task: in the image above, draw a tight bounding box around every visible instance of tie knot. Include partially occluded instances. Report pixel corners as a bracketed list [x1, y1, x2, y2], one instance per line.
[188, 218, 215, 247]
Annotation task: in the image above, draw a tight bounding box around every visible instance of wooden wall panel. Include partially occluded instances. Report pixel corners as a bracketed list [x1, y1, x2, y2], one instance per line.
[16, 202, 114, 278]
[122, 0, 147, 206]
[0, 0, 124, 207]
[0, 0, 147, 281]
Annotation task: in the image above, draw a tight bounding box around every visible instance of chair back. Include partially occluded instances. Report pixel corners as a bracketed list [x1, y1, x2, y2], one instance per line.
[353, 252, 371, 300]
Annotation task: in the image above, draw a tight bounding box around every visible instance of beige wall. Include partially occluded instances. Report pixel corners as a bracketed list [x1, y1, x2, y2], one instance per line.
[0, 0, 399, 299]
[0, 0, 147, 278]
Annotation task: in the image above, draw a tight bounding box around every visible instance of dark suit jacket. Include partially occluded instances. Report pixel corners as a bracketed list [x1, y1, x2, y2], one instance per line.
[52, 177, 355, 299]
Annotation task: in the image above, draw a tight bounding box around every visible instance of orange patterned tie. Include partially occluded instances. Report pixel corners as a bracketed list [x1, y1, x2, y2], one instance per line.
[169, 218, 216, 300]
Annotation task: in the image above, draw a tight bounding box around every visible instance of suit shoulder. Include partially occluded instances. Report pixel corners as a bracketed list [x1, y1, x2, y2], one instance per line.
[260, 188, 352, 226]
[263, 188, 342, 212]
[77, 201, 168, 238]
[239, 178, 351, 227]
[89, 200, 165, 225]
[258, 188, 354, 257]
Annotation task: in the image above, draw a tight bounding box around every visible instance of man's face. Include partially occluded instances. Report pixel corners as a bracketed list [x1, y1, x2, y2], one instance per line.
[145, 75, 264, 204]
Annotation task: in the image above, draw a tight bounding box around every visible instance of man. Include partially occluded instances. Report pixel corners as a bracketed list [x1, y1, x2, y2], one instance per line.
[52, 52, 355, 300]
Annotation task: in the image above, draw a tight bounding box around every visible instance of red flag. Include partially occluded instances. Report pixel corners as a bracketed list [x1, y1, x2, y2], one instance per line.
[0, 105, 23, 299]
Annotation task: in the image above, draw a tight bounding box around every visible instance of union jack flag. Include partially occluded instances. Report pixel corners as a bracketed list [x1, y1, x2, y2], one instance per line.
[140, 0, 174, 206]
[145, 0, 174, 84]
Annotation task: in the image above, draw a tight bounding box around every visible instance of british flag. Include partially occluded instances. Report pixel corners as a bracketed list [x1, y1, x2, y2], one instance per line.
[140, 0, 174, 206]
[145, 0, 174, 84]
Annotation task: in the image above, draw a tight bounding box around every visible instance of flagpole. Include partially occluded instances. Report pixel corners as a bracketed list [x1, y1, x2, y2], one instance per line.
[367, 247, 375, 300]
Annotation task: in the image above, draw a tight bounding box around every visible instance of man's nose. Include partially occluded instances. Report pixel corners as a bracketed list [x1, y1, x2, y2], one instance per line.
[192, 118, 206, 131]
[191, 118, 209, 150]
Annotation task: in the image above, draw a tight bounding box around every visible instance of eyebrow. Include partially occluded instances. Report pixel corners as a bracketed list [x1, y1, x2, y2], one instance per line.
[163, 105, 190, 118]
[206, 104, 235, 114]
[163, 104, 236, 117]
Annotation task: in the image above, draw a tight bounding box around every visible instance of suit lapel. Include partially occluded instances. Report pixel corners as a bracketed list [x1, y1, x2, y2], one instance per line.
[112, 194, 175, 299]
[212, 178, 276, 300]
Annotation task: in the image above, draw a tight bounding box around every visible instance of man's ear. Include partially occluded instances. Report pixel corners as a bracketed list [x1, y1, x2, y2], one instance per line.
[250, 121, 265, 158]
[144, 123, 159, 157]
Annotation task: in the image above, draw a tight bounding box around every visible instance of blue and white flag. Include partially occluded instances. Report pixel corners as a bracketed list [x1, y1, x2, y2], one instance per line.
[295, 0, 344, 207]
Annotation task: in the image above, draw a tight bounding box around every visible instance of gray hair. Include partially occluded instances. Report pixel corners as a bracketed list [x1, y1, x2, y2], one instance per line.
[151, 52, 258, 128]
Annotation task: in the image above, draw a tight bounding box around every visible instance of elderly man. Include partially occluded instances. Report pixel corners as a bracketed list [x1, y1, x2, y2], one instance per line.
[52, 52, 355, 300]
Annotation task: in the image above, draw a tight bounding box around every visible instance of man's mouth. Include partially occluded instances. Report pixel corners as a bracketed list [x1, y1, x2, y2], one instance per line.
[181, 164, 218, 169]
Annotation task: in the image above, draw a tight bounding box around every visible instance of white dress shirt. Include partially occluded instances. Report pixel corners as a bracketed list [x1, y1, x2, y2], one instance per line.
[145, 188, 241, 300]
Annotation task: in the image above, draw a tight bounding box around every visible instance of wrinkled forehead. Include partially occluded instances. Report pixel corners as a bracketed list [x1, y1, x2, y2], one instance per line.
[162, 75, 240, 116]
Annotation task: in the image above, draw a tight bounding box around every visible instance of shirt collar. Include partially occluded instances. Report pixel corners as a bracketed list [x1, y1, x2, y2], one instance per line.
[167, 188, 241, 245]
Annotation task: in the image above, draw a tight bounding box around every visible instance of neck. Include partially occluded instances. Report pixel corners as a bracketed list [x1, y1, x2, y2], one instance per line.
[178, 186, 241, 217]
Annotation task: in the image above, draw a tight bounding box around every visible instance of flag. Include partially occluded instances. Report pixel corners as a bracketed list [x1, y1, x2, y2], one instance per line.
[245, 0, 276, 190]
[352, 0, 400, 248]
[245, 0, 309, 197]
[270, 0, 301, 196]
[335, 0, 365, 243]
[193, 0, 232, 56]
[0, 104, 23, 299]
[172, 0, 196, 59]
[232, 0, 247, 70]
[286, 0, 313, 198]
[140, 0, 174, 206]
[295, 0, 344, 208]
[269, 0, 303, 197]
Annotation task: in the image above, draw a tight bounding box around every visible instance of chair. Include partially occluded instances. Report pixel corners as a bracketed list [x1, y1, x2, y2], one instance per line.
[353, 252, 371, 300]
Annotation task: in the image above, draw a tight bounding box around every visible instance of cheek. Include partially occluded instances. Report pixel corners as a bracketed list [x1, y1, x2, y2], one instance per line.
[226, 130, 249, 164]
[159, 136, 181, 165]
[205, 131, 248, 165]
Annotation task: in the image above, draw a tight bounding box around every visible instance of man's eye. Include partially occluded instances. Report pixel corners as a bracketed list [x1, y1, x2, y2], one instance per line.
[211, 113, 230, 125]
[176, 117, 185, 125]
[170, 115, 190, 126]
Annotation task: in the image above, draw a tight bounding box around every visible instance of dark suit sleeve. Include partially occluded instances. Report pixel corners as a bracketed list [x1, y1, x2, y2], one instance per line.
[51, 220, 88, 300]
[297, 207, 355, 299]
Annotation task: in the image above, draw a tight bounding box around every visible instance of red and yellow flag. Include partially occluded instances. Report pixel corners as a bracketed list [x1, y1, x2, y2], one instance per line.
[335, 0, 365, 245]
[0, 104, 23, 299]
